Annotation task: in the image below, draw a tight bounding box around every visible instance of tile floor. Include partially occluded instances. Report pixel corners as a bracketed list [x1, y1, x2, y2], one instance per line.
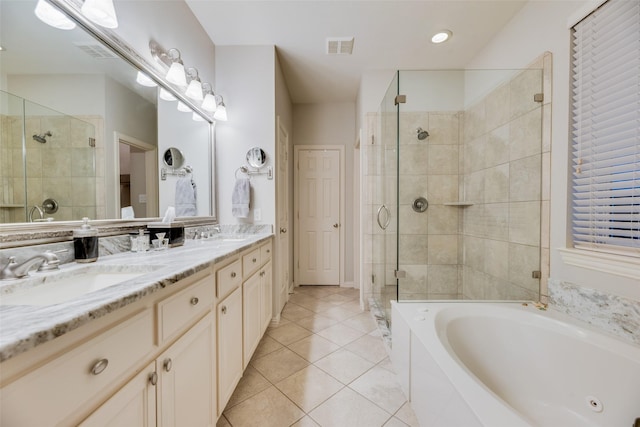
[217, 286, 419, 427]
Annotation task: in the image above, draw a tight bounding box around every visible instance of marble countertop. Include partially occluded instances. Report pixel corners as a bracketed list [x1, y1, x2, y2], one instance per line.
[0, 233, 272, 362]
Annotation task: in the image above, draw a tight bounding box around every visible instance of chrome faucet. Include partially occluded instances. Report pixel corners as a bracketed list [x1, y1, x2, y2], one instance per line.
[0, 251, 61, 280]
[212, 225, 221, 234]
[28, 205, 44, 222]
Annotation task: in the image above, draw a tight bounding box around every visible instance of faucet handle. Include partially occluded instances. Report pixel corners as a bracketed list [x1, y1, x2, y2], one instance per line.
[37, 251, 61, 272]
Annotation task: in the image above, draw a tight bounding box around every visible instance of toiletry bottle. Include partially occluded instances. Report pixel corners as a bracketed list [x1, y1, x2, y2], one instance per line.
[137, 229, 149, 252]
[73, 217, 98, 263]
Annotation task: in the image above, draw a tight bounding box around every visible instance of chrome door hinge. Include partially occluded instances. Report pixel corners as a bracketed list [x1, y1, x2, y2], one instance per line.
[532, 270, 542, 279]
[394, 95, 406, 105]
[394, 270, 406, 279]
[533, 93, 544, 103]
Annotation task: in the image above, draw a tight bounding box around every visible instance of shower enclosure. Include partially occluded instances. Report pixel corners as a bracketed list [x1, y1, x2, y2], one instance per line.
[0, 90, 97, 223]
[364, 66, 547, 323]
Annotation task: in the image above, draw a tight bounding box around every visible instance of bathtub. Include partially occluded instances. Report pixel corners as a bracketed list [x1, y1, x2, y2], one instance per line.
[391, 302, 640, 427]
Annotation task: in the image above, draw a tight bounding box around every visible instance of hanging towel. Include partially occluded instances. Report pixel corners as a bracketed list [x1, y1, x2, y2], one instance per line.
[175, 177, 197, 216]
[232, 178, 250, 218]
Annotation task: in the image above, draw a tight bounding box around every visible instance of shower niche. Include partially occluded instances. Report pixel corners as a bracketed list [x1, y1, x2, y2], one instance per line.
[0, 90, 97, 223]
[364, 63, 550, 323]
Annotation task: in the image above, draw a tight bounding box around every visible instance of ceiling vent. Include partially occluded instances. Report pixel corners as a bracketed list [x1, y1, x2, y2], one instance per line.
[326, 37, 354, 55]
[73, 42, 118, 59]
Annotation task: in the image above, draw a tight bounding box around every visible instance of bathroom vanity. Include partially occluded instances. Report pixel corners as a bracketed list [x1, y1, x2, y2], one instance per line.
[0, 233, 273, 426]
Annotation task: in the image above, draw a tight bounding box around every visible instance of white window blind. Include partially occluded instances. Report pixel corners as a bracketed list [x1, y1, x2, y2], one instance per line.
[571, 0, 640, 257]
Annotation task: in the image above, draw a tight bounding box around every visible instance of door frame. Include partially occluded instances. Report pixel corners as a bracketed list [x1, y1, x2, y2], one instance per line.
[293, 145, 345, 287]
[113, 132, 158, 218]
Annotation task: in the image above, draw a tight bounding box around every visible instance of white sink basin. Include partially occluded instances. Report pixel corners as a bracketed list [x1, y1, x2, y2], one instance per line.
[0, 264, 161, 306]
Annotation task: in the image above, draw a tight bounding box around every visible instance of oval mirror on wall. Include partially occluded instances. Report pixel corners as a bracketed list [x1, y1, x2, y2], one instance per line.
[246, 147, 267, 169]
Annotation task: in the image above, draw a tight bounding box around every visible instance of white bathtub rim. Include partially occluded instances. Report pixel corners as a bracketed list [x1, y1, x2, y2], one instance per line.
[393, 301, 640, 427]
[394, 301, 533, 426]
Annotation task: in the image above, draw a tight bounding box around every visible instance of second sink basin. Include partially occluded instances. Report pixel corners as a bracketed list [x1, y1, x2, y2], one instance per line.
[0, 264, 162, 306]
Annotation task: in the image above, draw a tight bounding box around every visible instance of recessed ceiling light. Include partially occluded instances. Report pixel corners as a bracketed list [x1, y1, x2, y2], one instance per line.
[0, 46, 4, 51]
[431, 30, 452, 44]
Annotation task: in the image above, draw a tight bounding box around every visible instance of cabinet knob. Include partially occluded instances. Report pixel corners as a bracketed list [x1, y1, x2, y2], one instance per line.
[230, 272, 236, 278]
[90, 358, 109, 375]
[280, 228, 287, 234]
[253, 258, 257, 263]
[266, 249, 270, 253]
[260, 271, 265, 277]
[190, 297, 199, 306]
[333, 223, 339, 228]
[164, 358, 172, 372]
[221, 305, 227, 314]
[149, 372, 158, 386]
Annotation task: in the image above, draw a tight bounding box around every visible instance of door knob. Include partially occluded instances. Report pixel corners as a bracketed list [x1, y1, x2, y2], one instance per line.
[333, 223, 339, 228]
[280, 228, 287, 233]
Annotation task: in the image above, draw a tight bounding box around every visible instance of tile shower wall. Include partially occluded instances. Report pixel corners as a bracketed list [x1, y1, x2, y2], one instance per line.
[460, 58, 549, 300]
[397, 111, 461, 300]
[0, 113, 101, 222]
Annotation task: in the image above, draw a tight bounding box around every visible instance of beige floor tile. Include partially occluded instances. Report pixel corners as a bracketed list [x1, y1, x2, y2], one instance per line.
[224, 386, 305, 427]
[345, 334, 389, 363]
[340, 299, 364, 313]
[288, 334, 341, 362]
[308, 387, 392, 427]
[376, 357, 395, 373]
[267, 317, 291, 331]
[335, 288, 359, 297]
[317, 323, 364, 346]
[296, 314, 339, 333]
[276, 365, 344, 412]
[251, 347, 310, 383]
[342, 312, 378, 333]
[282, 302, 315, 322]
[267, 322, 313, 345]
[291, 416, 321, 426]
[394, 402, 420, 427]
[321, 306, 359, 321]
[296, 298, 337, 314]
[225, 366, 271, 409]
[288, 293, 320, 306]
[322, 293, 355, 305]
[314, 349, 375, 384]
[216, 414, 231, 427]
[349, 366, 407, 414]
[251, 335, 284, 360]
[384, 417, 409, 427]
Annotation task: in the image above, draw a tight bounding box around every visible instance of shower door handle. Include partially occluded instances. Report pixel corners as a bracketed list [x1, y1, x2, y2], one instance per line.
[376, 204, 390, 230]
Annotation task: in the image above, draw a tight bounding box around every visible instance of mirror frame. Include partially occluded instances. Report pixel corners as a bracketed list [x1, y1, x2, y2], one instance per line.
[0, 0, 217, 244]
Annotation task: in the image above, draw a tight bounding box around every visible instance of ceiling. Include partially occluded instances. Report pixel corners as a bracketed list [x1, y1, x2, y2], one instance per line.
[186, 0, 528, 104]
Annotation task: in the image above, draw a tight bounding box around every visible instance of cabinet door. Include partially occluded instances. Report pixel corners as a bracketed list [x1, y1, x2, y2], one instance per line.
[242, 272, 262, 368]
[79, 362, 156, 427]
[158, 313, 216, 427]
[216, 287, 243, 416]
[260, 261, 273, 333]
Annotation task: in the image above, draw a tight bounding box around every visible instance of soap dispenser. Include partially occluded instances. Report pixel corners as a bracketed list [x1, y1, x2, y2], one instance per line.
[73, 217, 99, 263]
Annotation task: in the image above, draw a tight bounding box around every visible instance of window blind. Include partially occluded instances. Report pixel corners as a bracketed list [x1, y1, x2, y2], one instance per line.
[571, 0, 640, 257]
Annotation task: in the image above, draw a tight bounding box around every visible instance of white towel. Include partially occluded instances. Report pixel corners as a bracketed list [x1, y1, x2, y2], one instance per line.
[232, 178, 250, 218]
[175, 177, 197, 216]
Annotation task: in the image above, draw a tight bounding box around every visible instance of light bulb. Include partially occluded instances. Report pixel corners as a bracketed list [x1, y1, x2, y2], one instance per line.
[34, 0, 76, 30]
[201, 93, 217, 112]
[136, 71, 156, 87]
[166, 61, 187, 87]
[185, 79, 203, 101]
[213, 102, 227, 121]
[160, 88, 177, 102]
[177, 101, 191, 113]
[81, 0, 118, 29]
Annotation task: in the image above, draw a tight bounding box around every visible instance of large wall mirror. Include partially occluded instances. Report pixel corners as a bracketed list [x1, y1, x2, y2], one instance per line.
[0, 0, 215, 227]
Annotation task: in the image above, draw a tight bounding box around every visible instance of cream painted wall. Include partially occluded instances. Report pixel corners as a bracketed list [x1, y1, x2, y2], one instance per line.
[215, 45, 277, 226]
[293, 102, 356, 284]
[466, 0, 639, 300]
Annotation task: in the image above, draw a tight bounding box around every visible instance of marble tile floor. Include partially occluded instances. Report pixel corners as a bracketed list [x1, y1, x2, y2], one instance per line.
[217, 286, 419, 427]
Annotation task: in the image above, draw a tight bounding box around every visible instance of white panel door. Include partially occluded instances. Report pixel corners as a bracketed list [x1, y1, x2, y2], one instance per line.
[297, 149, 341, 285]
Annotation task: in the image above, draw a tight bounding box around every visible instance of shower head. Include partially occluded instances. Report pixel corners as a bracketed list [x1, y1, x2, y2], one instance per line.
[32, 131, 52, 143]
[416, 127, 429, 140]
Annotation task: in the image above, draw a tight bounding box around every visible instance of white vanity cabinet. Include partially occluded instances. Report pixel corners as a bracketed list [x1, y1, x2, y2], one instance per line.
[216, 286, 243, 416]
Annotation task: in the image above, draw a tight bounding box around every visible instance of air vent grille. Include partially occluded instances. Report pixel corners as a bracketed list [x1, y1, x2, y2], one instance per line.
[73, 42, 118, 59]
[326, 37, 354, 55]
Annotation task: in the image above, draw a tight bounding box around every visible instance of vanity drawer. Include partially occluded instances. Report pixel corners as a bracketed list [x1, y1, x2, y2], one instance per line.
[0, 309, 154, 427]
[217, 259, 242, 299]
[242, 248, 261, 277]
[157, 276, 214, 344]
[261, 241, 272, 262]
